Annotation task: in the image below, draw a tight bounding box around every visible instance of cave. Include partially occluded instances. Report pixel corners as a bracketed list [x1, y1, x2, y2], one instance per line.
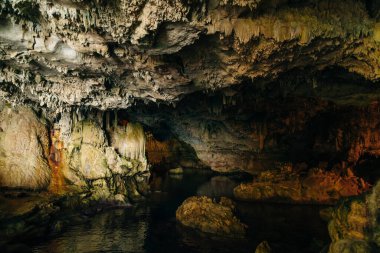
[0, 1, 380, 253]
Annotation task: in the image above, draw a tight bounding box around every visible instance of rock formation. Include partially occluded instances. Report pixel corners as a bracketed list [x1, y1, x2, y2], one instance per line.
[126, 81, 380, 176]
[0, 105, 150, 205]
[0, 0, 379, 113]
[0, 1, 380, 251]
[1, 0, 380, 176]
[233, 163, 370, 204]
[327, 181, 380, 253]
[176, 196, 247, 237]
[55, 111, 150, 204]
[0, 104, 50, 190]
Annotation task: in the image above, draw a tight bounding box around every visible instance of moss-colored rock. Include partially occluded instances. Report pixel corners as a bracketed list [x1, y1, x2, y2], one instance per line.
[329, 239, 372, 253]
[327, 182, 380, 253]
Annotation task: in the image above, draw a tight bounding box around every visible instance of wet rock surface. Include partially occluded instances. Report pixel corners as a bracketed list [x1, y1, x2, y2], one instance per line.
[0, 192, 68, 245]
[234, 163, 370, 204]
[327, 182, 380, 253]
[176, 196, 247, 238]
[1, 0, 380, 179]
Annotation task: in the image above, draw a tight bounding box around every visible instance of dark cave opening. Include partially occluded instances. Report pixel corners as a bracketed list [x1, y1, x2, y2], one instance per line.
[355, 154, 380, 185]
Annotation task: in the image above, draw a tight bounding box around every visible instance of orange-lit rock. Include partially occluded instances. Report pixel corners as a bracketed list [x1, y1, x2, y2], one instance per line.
[145, 132, 174, 166]
[234, 164, 370, 204]
[145, 132, 203, 170]
[48, 127, 66, 194]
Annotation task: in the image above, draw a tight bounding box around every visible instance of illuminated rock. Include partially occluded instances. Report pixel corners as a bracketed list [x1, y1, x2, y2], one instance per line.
[176, 196, 247, 237]
[234, 164, 370, 204]
[111, 122, 147, 167]
[1, 1, 380, 113]
[327, 181, 380, 253]
[49, 113, 150, 204]
[0, 105, 50, 190]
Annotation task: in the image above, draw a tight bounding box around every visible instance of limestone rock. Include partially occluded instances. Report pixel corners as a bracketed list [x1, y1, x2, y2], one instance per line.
[128, 86, 380, 174]
[0, 1, 380, 114]
[76, 144, 110, 180]
[176, 196, 247, 237]
[55, 114, 150, 204]
[233, 164, 370, 204]
[0, 105, 50, 190]
[65, 120, 111, 181]
[90, 178, 112, 203]
[255, 241, 271, 253]
[145, 132, 203, 170]
[327, 181, 380, 253]
[105, 147, 134, 176]
[110, 123, 147, 166]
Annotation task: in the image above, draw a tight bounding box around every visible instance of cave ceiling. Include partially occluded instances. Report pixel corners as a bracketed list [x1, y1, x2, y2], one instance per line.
[0, 0, 380, 115]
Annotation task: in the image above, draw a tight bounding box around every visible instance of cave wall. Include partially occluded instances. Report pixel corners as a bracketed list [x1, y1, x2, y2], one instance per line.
[127, 74, 380, 175]
[0, 106, 151, 205]
[0, 104, 50, 189]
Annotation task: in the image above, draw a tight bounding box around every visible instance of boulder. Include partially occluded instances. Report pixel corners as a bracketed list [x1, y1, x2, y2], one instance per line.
[255, 241, 271, 253]
[176, 196, 247, 237]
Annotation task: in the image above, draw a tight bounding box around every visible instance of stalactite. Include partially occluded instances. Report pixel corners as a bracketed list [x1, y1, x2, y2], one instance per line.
[111, 122, 147, 164]
[114, 110, 118, 129]
[72, 108, 77, 126]
[105, 111, 110, 130]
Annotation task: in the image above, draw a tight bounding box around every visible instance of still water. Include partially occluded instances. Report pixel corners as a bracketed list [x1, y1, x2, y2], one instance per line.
[30, 171, 329, 253]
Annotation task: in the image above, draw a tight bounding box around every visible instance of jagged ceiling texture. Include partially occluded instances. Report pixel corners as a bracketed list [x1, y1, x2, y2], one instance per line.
[0, 0, 380, 115]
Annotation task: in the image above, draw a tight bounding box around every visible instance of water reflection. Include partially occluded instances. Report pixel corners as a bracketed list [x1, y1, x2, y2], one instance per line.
[29, 172, 329, 253]
[196, 176, 238, 198]
[34, 207, 150, 253]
